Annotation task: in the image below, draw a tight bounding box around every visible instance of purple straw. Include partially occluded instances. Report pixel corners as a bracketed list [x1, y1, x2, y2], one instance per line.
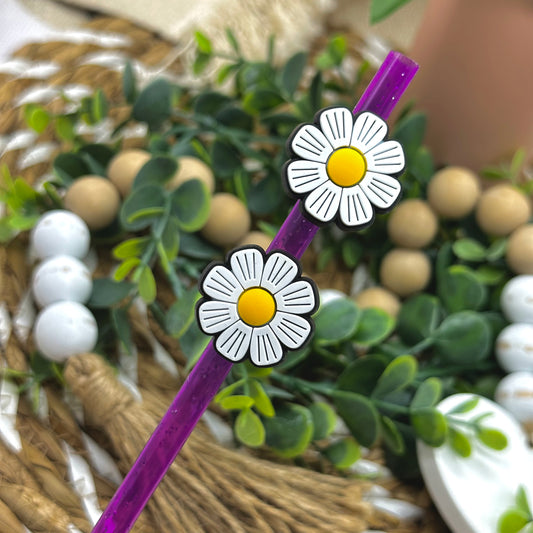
[92, 50, 418, 533]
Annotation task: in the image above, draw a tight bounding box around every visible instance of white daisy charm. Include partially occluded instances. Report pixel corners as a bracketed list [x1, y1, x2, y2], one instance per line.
[197, 246, 318, 367]
[284, 107, 405, 230]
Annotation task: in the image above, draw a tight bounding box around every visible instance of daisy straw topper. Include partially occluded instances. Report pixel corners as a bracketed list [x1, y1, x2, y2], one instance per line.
[284, 106, 405, 230]
[197, 245, 319, 367]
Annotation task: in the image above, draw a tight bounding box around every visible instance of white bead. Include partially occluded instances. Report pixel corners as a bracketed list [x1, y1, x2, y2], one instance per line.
[32, 255, 93, 307]
[34, 301, 98, 362]
[495, 372, 533, 424]
[31, 210, 90, 259]
[495, 323, 533, 373]
[500, 275, 533, 324]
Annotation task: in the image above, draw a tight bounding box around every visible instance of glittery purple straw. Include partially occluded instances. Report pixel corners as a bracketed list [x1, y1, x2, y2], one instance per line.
[92, 50, 418, 533]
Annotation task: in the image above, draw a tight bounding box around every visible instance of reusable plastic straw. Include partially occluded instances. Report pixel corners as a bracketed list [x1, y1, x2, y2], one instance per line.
[92, 50, 418, 533]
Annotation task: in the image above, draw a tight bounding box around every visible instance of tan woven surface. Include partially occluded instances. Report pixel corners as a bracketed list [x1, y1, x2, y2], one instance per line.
[0, 16, 450, 533]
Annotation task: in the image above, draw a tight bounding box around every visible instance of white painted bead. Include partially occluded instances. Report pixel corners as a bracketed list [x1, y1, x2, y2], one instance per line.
[495, 372, 533, 424]
[32, 255, 93, 307]
[31, 210, 90, 259]
[495, 323, 533, 373]
[500, 275, 533, 324]
[34, 301, 98, 362]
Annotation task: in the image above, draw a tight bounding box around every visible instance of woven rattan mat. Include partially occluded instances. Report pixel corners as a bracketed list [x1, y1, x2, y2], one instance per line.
[0, 16, 450, 533]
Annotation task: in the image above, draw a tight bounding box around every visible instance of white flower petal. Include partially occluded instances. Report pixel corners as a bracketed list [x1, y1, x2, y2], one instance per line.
[303, 181, 342, 223]
[269, 312, 312, 350]
[359, 172, 401, 210]
[319, 107, 353, 149]
[202, 265, 242, 302]
[350, 112, 388, 153]
[215, 320, 252, 362]
[250, 326, 283, 366]
[229, 247, 263, 289]
[261, 252, 299, 294]
[286, 160, 329, 194]
[290, 124, 333, 163]
[197, 301, 239, 334]
[339, 186, 374, 227]
[365, 140, 405, 174]
[275, 280, 317, 314]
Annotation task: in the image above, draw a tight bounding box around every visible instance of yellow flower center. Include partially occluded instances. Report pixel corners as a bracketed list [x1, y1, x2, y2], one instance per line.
[237, 287, 276, 327]
[326, 147, 367, 187]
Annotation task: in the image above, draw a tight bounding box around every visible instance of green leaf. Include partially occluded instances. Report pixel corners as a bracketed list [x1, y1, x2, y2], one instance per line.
[411, 378, 442, 410]
[112, 237, 151, 260]
[160, 216, 180, 262]
[179, 232, 222, 260]
[280, 52, 307, 97]
[438, 265, 487, 313]
[264, 403, 314, 458]
[210, 139, 241, 179]
[433, 311, 492, 364]
[516, 486, 532, 517]
[453, 238, 487, 262]
[165, 287, 200, 338]
[195, 30, 212, 54]
[55, 115, 76, 141]
[170, 178, 211, 232]
[381, 416, 405, 455]
[477, 428, 508, 451]
[235, 408, 265, 447]
[78, 144, 115, 176]
[315, 35, 346, 69]
[214, 379, 245, 402]
[215, 106, 253, 131]
[336, 355, 387, 395]
[447, 397, 479, 415]
[120, 184, 165, 231]
[474, 265, 506, 286]
[353, 307, 395, 347]
[448, 427, 472, 458]
[138, 265, 157, 303]
[193, 52, 211, 75]
[372, 355, 417, 399]
[132, 78, 173, 130]
[242, 88, 285, 114]
[397, 293, 443, 345]
[110, 307, 133, 355]
[24, 104, 50, 133]
[193, 91, 231, 116]
[225, 28, 240, 54]
[332, 390, 380, 447]
[114, 258, 141, 281]
[219, 395, 254, 410]
[322, 437, 361, 469]
[341, 238, 363, 269]
[247, 172, 284, 216]
[411, 408, 447, 447]
[122, 60, 137, 104]
[486, 238, 508, 262]
[53, 153, 90, 185]
[392, 112, 426, 162]
[91, 88, 108, 122]
[410, 146, 434, 185]
[498, 509, 530, 533]
[87, 279, 134, 308]
[132, 155, 177, 189]
[314, 298, 361, 345]
[248, 380, 275, 417]
[309, 401, 337, 440]
[369, 0, 413, 24]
